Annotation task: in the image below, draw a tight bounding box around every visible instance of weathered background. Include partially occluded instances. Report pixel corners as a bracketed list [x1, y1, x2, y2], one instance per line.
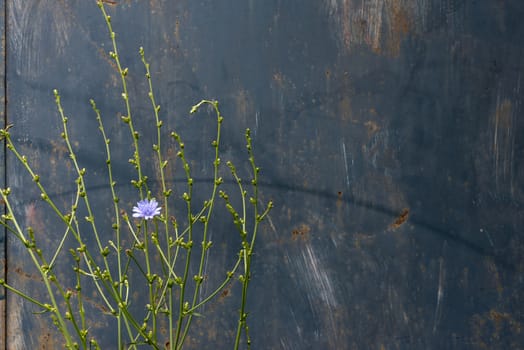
[1, 0, 524, 349]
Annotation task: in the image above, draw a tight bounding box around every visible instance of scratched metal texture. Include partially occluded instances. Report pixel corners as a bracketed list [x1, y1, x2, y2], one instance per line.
[2, 0, 524, 349]
[0, 0, 4, 348]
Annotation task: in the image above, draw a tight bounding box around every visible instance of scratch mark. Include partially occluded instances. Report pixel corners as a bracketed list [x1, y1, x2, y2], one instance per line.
[255, 110, 259, 136]
[331, 235, 338, 249]
[480, 228, 495, 249]
[297, 244, 338, 309]
[290, 243, 341, 346]
[266, 214, 277, 237]
[433, 243, 447, 334]
[491, 93, 516, 198]
[341, 139, 350, 191]
[279, 338, 292, 350]
[290, 306, 302, 339]
[258, 195, 277, 240]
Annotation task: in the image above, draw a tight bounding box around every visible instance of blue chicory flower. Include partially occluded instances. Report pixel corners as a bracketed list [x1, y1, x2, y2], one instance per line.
[132, 199, 161, 220]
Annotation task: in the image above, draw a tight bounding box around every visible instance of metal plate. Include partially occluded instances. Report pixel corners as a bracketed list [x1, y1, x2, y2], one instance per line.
[3, 0, 524, 349]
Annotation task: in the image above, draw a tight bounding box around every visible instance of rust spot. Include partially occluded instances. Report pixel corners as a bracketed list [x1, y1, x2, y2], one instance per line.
[392, 4, 411, 34]
[219, 287, 231, 300]
[336, 191, 344, 209]
[327, 0, 418, 57]
[37, 332, 54, 349]
[485, 259, 504, 295]
[470, 309, 523, 349]
[389, 208, 409, 229]
[234, 89, 252, 119]
[364, 120, 379, 135]
[291, 224, 310, 241]
[385, 1, 413, 56]
[338, 96, 352, 122]
[489, 310, 508, 322]
[272, 71, 284, 86]
[353, 232, 377, 249]
[100, 0, 117, 5]
[14, 267, 38, 281]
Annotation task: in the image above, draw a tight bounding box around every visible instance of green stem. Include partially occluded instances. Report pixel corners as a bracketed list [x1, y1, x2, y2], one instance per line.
[73, 254, 87, 345]
[0, 279, 47, 309]
[90, 99, 126, 349]
[186, 256, 242, 314]
[49, 187, 80, 268]
[173, 205, 193, 348]
[143, 221, 157, 344]
[139, 47, 171, 257]
[3, 131, 118, 317]
[54, 90, 119, 296]
[98, 1, 146, 197]
[177, 100, 223, 348]
[233, 129, 272, 350]
[0, 191, 75, 347]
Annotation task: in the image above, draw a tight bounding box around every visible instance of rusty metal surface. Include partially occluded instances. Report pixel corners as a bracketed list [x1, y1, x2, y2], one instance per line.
[3, 0, 524, 349]
[0, 0, 4, 348]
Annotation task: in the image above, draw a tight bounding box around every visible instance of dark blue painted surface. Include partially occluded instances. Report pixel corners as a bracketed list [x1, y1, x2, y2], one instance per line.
[3, 0, 524, 348]
[0, 0, 5, 347]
